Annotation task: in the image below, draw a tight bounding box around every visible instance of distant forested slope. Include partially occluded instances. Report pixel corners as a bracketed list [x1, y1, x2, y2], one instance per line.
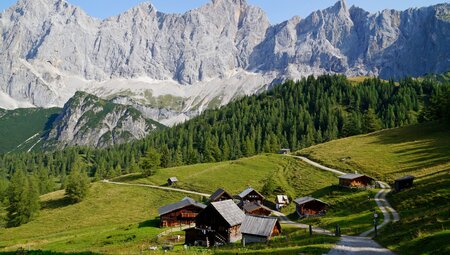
[0, 75, 448, 194]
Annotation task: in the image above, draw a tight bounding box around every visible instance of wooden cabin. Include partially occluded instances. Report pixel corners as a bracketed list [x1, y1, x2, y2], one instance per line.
[294, 197, 329, 217]
[275, 195, 289, 210]
[158, 197, 206, 227]
[237, 188, 265, 205]
[167, 177, 178, 186]
[338, 174, 375, 188]
[394, 175, 415, 192]
[278, 149, 291, 155]
[207, 188, 233, 203]
[241, 215, 281, 244]
[185, 200, 245, 246]
[242, 202, 272, 216]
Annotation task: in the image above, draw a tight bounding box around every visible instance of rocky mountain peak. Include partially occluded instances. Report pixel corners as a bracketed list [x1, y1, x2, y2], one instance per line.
[44, 91, 162, 148]
[125, 1, 157, 17]
[0, 0, 448, 125]
[211, 0, 247, 7]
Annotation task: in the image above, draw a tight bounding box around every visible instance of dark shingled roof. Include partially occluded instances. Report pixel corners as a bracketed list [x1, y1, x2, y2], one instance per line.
[241, 215, 279, 237]
[237, 187, 265, 200]
[211, 200, 245, 227]
[338, 173, 374, 180]
[294, 196, 329, 206]
[242, 202, 271, 213]
[208, 188, 232, 202]
[158, 197, 206, 216]
[395, 175, 415, 181]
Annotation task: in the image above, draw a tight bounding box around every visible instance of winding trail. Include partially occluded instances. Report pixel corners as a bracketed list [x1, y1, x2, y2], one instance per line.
[102, 180, 331, 235]
[287, 155, 399, 255]
[103, 156, 400, 254]
[101, 180, 211, 197]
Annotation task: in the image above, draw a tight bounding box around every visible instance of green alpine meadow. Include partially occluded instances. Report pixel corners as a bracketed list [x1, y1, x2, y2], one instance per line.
[0, 0, 449, 254]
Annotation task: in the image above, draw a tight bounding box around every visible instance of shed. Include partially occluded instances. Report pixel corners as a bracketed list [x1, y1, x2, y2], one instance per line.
[294, 196, 329, 217]
[241, 215, 281, 244]
[242, 202, 272, 216]
[278, 149, 291, 155]
[275, 195, 289, 210]
[237, 188, 265, 205]
[158, 197, 206, 227]
[394, 175, 415, 192]
[185, 200, 245, 246]
[167, 177, 178, 186]
[207, 188, 233, 203]
[338, 173, 375, 188]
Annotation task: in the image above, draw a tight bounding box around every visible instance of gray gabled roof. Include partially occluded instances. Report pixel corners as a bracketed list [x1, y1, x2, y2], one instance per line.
[158, 197, 206, 216]
[208, 188, 232, 202]
[294, 196, 329, 206]
[338, 173, 374, 180]
[237, 187, 265, 200]
[211, 200, 245, 227]
[241, 215, 279, 237]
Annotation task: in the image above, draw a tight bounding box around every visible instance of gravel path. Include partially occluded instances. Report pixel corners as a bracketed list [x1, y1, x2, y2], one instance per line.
[327, 236, 395, 255]
[287, 155, 399, 254]
[101, 180, 211, 197]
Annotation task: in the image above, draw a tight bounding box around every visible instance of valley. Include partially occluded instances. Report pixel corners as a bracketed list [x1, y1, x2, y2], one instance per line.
[1, 121, 448, 254]
[0, 1, 448, 254]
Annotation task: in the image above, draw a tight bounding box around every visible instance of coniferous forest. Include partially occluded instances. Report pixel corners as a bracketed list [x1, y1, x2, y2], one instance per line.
[0, 75, 449, 219]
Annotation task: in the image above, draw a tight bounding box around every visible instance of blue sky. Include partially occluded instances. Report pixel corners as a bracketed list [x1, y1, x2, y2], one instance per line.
[1, 0, 447, 24]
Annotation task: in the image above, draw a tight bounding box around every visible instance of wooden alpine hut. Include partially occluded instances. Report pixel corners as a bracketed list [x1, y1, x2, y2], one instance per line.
[237, 187, 265, 205]
[338, 173, 375, 188]
[158, 197, 206, 227]
[207, 188, 233, 203]
[241, 215, 281, 244]
[185, 200, 245, 246]
[294, 196, 329, 217]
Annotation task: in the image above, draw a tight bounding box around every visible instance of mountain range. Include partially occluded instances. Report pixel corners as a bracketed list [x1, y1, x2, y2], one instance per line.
[0, 0, 449, 127]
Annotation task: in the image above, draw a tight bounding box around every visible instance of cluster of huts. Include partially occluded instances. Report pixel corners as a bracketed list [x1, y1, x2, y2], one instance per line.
[157, 172, 414, 247]
[158, 187, 282, 246]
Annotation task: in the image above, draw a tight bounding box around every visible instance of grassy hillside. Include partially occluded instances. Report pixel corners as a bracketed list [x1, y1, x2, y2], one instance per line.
[0, 183, 189, 254]
[117, 154, 382, 235]
[298, 122, 450, 254]
[114, 154, 337, 198]
[376, 171, 450, 255]
[0, 108, 61, 154]
[0, 155, 348, 254]
[299, 122, 450, 182]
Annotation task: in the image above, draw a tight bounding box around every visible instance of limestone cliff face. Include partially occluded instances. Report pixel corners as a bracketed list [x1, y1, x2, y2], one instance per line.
[44, 91, 160, 148]
[0, 0, 449, 124]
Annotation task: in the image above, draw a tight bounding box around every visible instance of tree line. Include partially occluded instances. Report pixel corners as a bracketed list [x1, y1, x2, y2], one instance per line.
[0, 75, 448, 226]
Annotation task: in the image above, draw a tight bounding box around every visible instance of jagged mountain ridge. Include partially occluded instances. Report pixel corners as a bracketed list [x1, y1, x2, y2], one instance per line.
[44, 91, 162, 148]
[0, 0, 449, 125]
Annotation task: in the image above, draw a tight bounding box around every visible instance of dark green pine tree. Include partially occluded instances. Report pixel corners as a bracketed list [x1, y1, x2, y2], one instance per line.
[7, 170, 40, 227]
[140, 148, 161, 177]
[65, 165, 90, 203]
[363, 108, 382, 133]
[160, 145, 171, 168]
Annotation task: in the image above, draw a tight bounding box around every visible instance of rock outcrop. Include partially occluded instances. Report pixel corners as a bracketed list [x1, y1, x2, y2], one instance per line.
[44, 91, 161, 148]
[0, 0, 449, 125]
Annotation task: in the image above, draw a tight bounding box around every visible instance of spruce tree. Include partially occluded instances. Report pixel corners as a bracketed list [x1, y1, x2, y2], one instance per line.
[65, 167, 90, 203]
[363, 108, 382, 133]
[140, 148, 161, 177]
[7, 170, 40, 227]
